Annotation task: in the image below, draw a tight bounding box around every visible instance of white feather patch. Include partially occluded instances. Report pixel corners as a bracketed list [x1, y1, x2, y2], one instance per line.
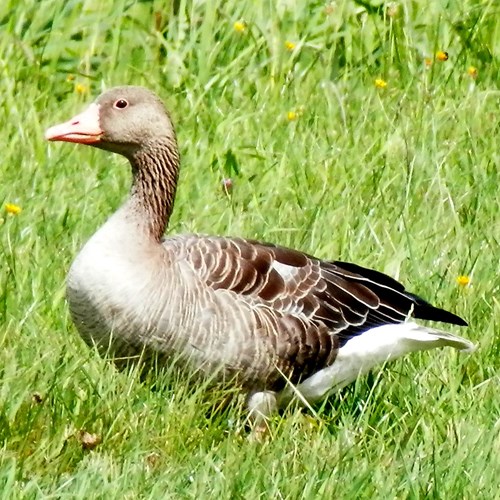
[278, 322, 474, 406]
[271, 260, 299, 281]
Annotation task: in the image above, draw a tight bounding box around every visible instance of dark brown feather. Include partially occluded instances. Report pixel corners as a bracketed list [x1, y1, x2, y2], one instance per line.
[175, 235, 467, 389]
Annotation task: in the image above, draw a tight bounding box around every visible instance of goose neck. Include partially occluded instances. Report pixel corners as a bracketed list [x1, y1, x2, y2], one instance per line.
[128, 141, 180, 241]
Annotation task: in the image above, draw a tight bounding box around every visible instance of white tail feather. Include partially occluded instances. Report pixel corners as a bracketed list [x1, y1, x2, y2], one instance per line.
[279, 322, 475, 407]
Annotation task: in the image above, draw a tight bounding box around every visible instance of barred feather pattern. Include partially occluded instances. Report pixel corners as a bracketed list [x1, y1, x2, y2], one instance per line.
[160, 234, 467, 391]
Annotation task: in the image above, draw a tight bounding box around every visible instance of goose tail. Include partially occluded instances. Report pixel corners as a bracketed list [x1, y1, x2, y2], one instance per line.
[400, 323, 475, 353]
[285, 322, 475, 405]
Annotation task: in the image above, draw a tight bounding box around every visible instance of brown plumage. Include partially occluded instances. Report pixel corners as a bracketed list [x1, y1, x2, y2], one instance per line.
[45, 86, 474, 424]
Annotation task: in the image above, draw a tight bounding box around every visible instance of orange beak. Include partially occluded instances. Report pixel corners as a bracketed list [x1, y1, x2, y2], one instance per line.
[45, 103, 103, 144]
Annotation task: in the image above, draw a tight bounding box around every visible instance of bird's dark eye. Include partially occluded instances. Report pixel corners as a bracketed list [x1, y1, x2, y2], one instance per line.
[114, 99, 128, 109]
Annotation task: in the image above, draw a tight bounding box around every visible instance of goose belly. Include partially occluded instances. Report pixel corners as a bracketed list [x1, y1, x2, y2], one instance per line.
[66, 236, 177, 359]
[66, 243, 275, 381]
[67, 251, 149, 354]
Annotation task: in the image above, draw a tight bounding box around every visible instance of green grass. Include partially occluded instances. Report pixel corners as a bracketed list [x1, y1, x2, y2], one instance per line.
[1, 0, 499, 497]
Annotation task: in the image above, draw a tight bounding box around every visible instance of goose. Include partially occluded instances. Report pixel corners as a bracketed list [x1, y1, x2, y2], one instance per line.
[45, 86, 474, 425]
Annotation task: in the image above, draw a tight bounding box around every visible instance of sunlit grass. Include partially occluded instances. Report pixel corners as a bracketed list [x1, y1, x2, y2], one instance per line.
[1, 0, 499, 496]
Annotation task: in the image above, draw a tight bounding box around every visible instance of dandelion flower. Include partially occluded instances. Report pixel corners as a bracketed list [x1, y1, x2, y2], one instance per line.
[233, 21, 246, 33]
[5, 203, 21, 215]
[456, 275, 470, 287]
[374, 78, 388, 89]
[467, 66, 478, 79]
[436, 51, 449, 61]
[287, 110, 299, 121]
[285, 41, 296, 51]
[75, 83, 89, 94]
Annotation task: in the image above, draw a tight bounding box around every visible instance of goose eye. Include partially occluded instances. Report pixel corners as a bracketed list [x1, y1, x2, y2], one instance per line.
[114, 99, 128, 109]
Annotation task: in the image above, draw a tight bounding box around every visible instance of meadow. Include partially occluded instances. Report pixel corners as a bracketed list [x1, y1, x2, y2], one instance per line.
[0, 0, 499, 497]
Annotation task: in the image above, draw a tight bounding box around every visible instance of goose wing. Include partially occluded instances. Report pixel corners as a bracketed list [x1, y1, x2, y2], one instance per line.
[166, 235, 466, 385]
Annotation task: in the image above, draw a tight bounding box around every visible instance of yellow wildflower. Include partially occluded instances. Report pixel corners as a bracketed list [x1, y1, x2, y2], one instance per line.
[374, 78, 388, 89]
[233, 21, 246, 33]
[467, 66, 478, 79]
[287, 111, 298, 121]
[285, 41, 296, 51]
[456, 275, 470, 287]
[75, 83, 89, 94]
[5, 203, 21, 215]
[436, 51, 449, 61]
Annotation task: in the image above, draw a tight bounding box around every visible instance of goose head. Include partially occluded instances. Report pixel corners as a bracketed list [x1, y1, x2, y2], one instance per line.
[45, 86, 181, 240]
[45, 86, 177, 160]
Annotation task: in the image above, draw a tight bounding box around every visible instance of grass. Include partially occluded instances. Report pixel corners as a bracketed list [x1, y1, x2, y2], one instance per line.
[1, 0, 499, 497]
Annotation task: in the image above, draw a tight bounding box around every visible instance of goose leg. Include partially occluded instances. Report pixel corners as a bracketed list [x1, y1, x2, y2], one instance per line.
[247, 390, 277, 439]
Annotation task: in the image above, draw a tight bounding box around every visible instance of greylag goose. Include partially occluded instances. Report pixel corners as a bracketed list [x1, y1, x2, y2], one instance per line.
[45, 86, 474, 423]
